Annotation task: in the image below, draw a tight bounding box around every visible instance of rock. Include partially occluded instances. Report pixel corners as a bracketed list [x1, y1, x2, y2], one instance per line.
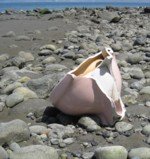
[6, 92, 24, 108]
[146, 136, 150, 144]
[134, 37, 146, 46]
[111, 43, 122, 52]
[17, 76, 31, 83]
[48, 124, 75, 139]
[8, 145, 58, 159]
[2, 31, 15, 37]
[129, 67, 144, 79]
[63, 138, 74, 145]
[127, 53, 142, 64]
[45, 64, 67, 73]
[75, 58, 85, 65]
[29, 125, 49, 135]
[110, 16, 121, 23]
[130, 81, 144, 91]
[9, 142, 21, 152]
[13, 87, 38, 100]
[18, 51, 34, 62]
[3, 82, 22, 94]
[78, 117, 101, 132]
[27, 75, 53, 98]
[115, 122, 133, 133]
[0, 54, 9, 62]
[140, 86, 150, 95]
[15, 35, 30, 41]
[11, 57, 26, 68]
[142, 124, 150, 136]
[38, 49, 52, 56]
[0, 146, 8, 159]
[82, 152, 94, 159]
[39, 8, 51, 14]
[0, 102, 5, 112]
[42, 56, 56, 64]
[128, 147, 150, 159]
[62, 52, 75, 59]
[146, 101, 150, 107]
[144, 7, 150, 13]
[95, 146, 128, 159]
[0, 119, 30, 145]
[10, 99, 52, 119]
[40, 44, 57, 51]
[99, 11, 120, 22]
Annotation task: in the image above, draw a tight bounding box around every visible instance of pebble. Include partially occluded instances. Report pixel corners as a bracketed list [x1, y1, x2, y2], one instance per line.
[18, 51, 34, 62]
[145, 101, 150, 107]
[82, 152, 94, 159]
[0, 146, 8, 159]
[63, 138, 74, 145]
[115, 122, 133, 133]
[142, 124, 150, 136]
[0, 102, 5, 112]
[29, 125, 49, 135]
[129, 67, 144, 79]
[3, 82, 22, 94]
[0, 54, 9, 62]
[140, 86, 150, 95]
[42, 56, 56, 64]
[40, 44, 57, 51]
[128, 147, 150, 159]
[95, 146, 128, 159]
[38, 49, 52, 56]
[15, 35, 31, 41]
[0, 119, 30, 145]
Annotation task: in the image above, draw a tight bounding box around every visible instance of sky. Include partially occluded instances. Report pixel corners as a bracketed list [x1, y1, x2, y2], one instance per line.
[0, 0, 150, 2]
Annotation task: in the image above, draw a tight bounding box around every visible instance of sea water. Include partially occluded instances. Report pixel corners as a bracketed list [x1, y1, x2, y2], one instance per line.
[0, 2, 150, 12]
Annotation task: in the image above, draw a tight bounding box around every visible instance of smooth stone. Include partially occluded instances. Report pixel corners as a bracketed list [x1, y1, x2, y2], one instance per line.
[0, 146, 8, 159]
[48, 124, 75, 139]
[9, 142, 21, 152]
[11, 57, 26, 68]
[78, 117, 101, 132]
[95, 146, 128, 159]
[6, 92, 24, 108]
[63, 138, 74, 145]
[17, 76, 31, 83]
[29, 125, 49, 135]
[75, 58, 85, 65]
[111, 43, 122, 52]
[38, 49, 52, 56]
[15, 35, 30, 41]
[145, 101, 150, 107]
[129, 67, 144, 79]
[8, 145, 58, 159]
[142, 124, 150, 136]
[134, 37, 146, 46]
[40, 44, 57, 51]
[122, 94, 137, 105]
[115, 122, 133, 133]
[145, 72, 150, 78]
[82, 152, 94, 159]
[2, 31, 15, 37]
[45, 64, 67, 72]
[42, 56, 56, 64]
[130, 81, 143, 90]
[0, 54, 9, 62]
[3, 82, 22, 94]
[146, 136, 150, 144]
[18, 51, 34, 62]
[128, 147, 150, 159]
[13, 87, 38, 101]
[0, 119, 30, 145]
[62, 52, 75, 59]
[127, 53, 142, 64]
[140, 86, 150, 95]
[0, 102, 5, 112]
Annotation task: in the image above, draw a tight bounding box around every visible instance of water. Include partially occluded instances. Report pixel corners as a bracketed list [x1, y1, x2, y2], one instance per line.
[0, 2, 150, 12]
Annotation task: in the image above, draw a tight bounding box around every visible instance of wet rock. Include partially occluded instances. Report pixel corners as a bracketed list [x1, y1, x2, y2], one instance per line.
[13, 87, 38, 100]
[6, 92, 24, 108]
[78, 117, 101, 132]
[29, 125, 49, 135]
[0, 54, 9, 62]
[128, 147, 150, 159]
[15, 35, 31, 41]
[115, 122, 133, 133]
[0, 102, 5, 112]
[0, 146, 8, 159]
[2, 31, 15, 37]
[8, 145, 58, 159]
[140, 86, 150, 95]
[40, 44, 57, 51]
[142, 124, 150, 136]
[0, 119, 30, 145]
[18, 51, 34, 62]
[95, 146, 128, 159]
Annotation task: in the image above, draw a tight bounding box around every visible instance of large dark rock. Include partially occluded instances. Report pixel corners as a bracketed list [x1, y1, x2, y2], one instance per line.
[144, 7, 150, 13]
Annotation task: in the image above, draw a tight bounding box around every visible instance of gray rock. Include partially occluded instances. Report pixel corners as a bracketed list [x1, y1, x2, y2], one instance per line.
[2, 31, 15, 37]
[6, 92, 24, 108]
[146, 101, 150, 107]
[0, 119, 30, 145]
[127, 53, 142, 64]
[3, 82, 22, 94]
[27, 75, 53, 98]
[134, 37, 146, 46]
[0, 54, 9, 62]
[146, 136, 150, 144]
[18, 51, 34, 62]
[0, 102, 5, 112]
[29, 125, 49, 135]
[48, 124, 75, 139]
[11, 57, 26, 68]
[115, 122, 133, 133]
[78, 117, 101, 132]
[8, 145, 58, 159]
[45, 64, 67, 73]
[140, 86, 150, 95]
[111, 43, 122, 52]
[95, 146, 128, 159]
[75, 58, 85, 65]
[62, 52, 75, 59]
[13, 87, 38, 101]
[38, 49, 52, 56]
[0, 146, 8, 159]
[130, 81, 143, 90]
[15, 35, 30, 41]
[142, 124, 150, 136]
[9, 142, 21, 152]
[99, 11, 119, 22]
[129, 67, 144, 79]
[128, 147, 150, 159]
[42, 56, 56, 64]
[40, 44, 57, 51]
[82, 152, 94, 159]
[63, 138, 74, 145]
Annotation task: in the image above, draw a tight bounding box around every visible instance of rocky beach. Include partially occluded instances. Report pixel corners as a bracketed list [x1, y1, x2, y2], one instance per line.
[0, 7, 150, 159]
